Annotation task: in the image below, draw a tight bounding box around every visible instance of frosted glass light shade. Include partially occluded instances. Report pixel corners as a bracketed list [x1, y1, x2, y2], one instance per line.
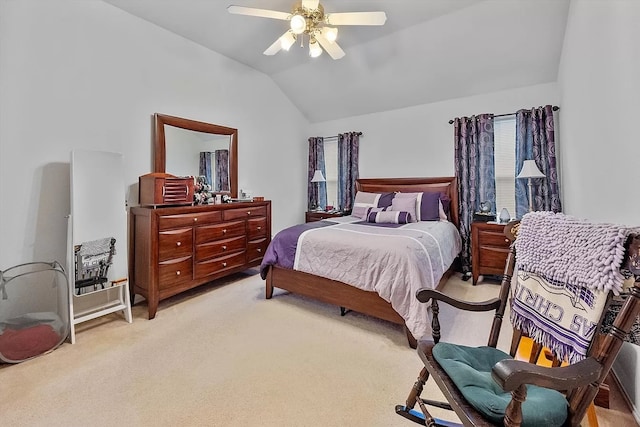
[324, 27, 338, 43]
[517, 160, 545, 179]
[290, 14, 306, 34]
[310, 169, 326, 182]
[309, 39, 322, 57]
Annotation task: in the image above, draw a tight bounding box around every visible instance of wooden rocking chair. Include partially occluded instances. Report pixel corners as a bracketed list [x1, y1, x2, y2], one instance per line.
[396, 216, 640, 427]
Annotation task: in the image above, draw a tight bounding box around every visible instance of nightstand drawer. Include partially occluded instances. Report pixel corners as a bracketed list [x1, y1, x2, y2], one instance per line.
[306, 211, 344, 223]
[478, 230, 511, 248]
[478, 246, 511, 269]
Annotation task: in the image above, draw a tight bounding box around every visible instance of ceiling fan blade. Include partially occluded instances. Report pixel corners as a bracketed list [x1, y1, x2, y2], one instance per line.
[227, 5, 290, 21]
[316, 32, 345, 60]
[302, 0, 320, 10]
[263, 38, 283, 56]
[325, 11, 387, 26]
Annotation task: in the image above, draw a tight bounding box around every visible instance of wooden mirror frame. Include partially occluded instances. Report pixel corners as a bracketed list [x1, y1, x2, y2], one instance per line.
[154, 113, 238, 198]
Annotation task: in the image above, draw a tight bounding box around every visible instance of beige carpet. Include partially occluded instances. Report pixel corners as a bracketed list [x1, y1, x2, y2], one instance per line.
[0, 271, 636, 426]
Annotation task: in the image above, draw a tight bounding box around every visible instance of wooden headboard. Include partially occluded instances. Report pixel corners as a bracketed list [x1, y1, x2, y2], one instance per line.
[355, 177, 459, 228]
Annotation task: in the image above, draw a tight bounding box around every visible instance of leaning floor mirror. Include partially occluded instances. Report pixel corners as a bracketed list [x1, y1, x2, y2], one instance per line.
[67, 149, 132, 343]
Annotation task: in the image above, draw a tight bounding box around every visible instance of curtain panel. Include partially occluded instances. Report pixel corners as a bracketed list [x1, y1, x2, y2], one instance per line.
[199, 152, 213, 188]
[308, 137, 326, 210]
[214, 149, 229, 192]
[454, 114, 496, 273]
[337, 132, 360, 212]
[515, 105, 562, 218]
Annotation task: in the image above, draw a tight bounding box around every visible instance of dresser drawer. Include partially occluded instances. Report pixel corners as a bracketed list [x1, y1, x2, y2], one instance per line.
[194, 252, 246, 279]
[478, 230, 511, 248]
[195, 236, 245, 262]
[158, 256, 193, 289]
[223, 205, 267, 221]
[195, 220, 245, 244]
[247, 238, 268, 263]
[158, 228, 193, 262]
[247, 217, 267, 239]
[158, 211, 222, 230]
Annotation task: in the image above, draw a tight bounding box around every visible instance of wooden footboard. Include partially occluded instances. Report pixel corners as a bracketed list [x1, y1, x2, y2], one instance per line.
[266, 265, 455, 348]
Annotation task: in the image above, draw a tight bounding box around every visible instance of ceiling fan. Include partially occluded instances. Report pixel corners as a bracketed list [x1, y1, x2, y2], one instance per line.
[227, 0, 387, 60]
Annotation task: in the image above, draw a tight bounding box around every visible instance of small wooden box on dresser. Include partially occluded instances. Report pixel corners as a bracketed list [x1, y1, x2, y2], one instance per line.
[471, 221, 511, 285]
[129, 201, 271, 319]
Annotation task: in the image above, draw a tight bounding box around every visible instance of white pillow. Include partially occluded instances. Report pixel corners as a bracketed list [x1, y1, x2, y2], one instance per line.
[391, 196, 418, 223]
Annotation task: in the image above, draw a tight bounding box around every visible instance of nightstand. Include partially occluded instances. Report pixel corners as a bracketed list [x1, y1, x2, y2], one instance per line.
[305, 211, 345, 223]
[471, 221, 511, 285]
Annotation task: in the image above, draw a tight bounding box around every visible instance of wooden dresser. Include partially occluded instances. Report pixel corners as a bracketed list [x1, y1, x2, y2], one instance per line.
[471, 221, 510, 285]
[129, 201, 271, 318]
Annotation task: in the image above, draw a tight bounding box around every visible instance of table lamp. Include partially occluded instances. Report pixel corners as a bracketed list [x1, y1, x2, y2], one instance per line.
[516, 160, 545, 212]
[310, 169, 326, 211]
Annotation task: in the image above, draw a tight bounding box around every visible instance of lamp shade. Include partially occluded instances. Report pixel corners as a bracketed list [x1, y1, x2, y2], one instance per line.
[517, 160, 545, 179]
[310, 169, 326, 183]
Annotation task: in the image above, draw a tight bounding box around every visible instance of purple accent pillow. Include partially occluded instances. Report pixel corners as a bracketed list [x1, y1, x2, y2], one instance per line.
[377, 192, 395, 208]
[394, 192, 441, 221]
[366, 210, 412, 224]
[439, 193, 451, 221]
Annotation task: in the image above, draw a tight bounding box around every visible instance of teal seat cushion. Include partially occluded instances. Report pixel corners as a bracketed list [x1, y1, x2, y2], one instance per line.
[432, 342, 568, 427]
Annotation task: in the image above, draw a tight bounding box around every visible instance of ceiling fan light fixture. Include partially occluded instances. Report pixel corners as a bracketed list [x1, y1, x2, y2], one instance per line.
[290, 14, 306, 34]
[280, 31, 296, 51]
[323, 27, 338, 43]
[309, 39, 322, 58]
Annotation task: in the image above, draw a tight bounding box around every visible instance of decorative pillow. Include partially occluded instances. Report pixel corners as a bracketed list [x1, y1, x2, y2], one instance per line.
[391, 196, 418, 222]
[439, 194, 451, 221]
[352, 191, 395, 219]
[366, 210, 412, 224]
[394, 192, 441, 221]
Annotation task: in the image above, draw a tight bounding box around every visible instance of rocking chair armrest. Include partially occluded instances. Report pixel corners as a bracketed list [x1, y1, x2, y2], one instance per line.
[416, 288, 502, 312]
[492, 357, 602, 392]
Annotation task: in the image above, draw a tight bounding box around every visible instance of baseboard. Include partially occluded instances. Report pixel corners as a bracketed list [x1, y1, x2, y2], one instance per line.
[610, 368, 640, 424]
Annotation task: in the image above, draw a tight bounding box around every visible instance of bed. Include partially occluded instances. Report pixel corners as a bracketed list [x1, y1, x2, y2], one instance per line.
[261, 177, 461, 348]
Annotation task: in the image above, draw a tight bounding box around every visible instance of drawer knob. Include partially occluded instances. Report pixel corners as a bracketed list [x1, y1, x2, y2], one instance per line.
[176, 241, 181, 246]
[505, 239, 509, 243]
[257, 248, 262, 253]
[222, 229, 227, 234]
[257, 226, 262, 230]
[193, 217, 198, 222]
[247, 211, 251, 215]
[176, 270, 181, 276]
[222, 262, 227, 267]
[222, 245, 227, 251]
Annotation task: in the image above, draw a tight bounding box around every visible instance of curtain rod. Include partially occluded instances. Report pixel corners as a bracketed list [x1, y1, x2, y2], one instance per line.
[316, 132, 363, 140]
[447, 106, 559, 124]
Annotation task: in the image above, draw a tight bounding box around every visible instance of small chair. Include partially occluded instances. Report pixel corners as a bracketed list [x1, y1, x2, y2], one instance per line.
[396, 213, 640, 427]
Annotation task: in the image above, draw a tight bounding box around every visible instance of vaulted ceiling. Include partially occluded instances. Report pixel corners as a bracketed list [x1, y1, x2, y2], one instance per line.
[103, 0, 570, 123]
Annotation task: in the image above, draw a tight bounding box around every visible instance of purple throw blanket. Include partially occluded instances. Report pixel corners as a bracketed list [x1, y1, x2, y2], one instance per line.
[259, 221, 335, 279]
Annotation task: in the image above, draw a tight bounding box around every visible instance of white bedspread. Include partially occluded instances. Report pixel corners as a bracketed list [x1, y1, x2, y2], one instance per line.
[293, 218, 462, 340]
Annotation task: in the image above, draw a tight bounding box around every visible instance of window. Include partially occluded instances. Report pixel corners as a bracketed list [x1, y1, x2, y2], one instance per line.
[493, 116, 516, 217]
[323, 140, 338, 209]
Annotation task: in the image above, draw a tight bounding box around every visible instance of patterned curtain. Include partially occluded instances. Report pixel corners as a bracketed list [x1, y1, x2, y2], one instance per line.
[308, 137, 326, 210]
[337, 132, 360, 212]
[199, 152, 212, 188]
[215, 149, 229, 192]
[454, 114, 495, 273]
[515, 105, 562, 218]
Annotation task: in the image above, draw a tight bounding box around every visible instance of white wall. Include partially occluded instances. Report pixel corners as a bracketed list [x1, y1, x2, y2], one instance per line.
[558, 0, 640, 416]
[0, 0, 309, 269]
[309, 83, 559, 179]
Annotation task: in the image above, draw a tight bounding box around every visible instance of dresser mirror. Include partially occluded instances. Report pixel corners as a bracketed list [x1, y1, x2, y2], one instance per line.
[154, 113, 238, 198]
